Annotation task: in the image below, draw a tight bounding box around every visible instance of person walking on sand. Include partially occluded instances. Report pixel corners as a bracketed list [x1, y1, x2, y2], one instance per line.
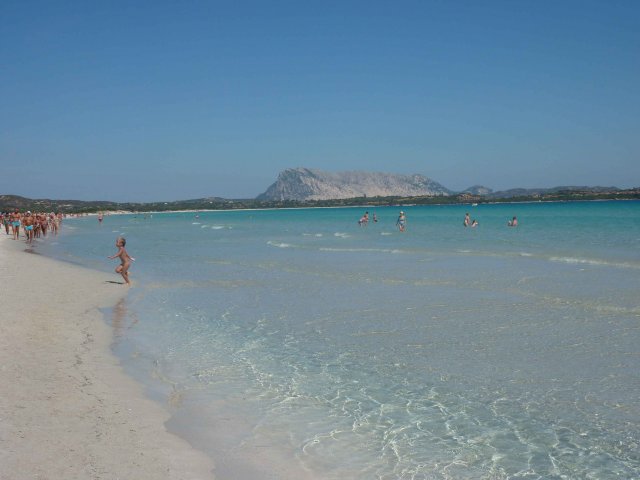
[108, 236, 135, 285]
[12, 210, 21, 240]
[23, 211, 35, 245]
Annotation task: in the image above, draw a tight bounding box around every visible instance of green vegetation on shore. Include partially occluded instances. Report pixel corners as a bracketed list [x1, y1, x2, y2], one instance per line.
[2, 188, 639, 214]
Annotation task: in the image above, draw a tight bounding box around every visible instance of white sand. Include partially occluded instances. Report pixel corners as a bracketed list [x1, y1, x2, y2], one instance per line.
[0, 235, 215, 479]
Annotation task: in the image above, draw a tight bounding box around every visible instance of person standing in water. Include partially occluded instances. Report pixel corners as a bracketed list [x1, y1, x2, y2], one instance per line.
[396, 210, 406, 232]
[108, 236, 135, 285]
[464, 212, 470, 227]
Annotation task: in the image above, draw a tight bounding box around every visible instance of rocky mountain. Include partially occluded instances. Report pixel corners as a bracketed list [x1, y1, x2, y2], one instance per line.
[257, 168, 451, 201]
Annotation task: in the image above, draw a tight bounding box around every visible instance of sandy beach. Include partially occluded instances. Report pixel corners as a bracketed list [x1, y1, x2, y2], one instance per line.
[0, 235, 215, 480]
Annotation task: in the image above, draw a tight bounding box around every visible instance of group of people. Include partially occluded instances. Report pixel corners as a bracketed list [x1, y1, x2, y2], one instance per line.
[463, 212, 478, 228]
[463, 212, 518, 228]
[1, 210, 62, 244]
[358, 210, 406, 231]
[358, 211, 378, 226]
[2, 209, 134, 285]
[357, 210, 518, 232]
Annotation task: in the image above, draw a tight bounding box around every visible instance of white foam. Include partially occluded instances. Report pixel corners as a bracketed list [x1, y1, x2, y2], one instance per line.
[267, 241, 293, 248]
[319, 247, 404, 254]
[549, 256, 639, 269]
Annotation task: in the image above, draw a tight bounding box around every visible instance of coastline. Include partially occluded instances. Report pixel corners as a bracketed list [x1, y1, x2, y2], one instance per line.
[83, 197, 640, 217]
[0, 234, 215, 479]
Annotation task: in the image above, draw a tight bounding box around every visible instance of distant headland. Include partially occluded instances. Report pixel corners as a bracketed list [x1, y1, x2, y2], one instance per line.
[1, 168, 638, 213]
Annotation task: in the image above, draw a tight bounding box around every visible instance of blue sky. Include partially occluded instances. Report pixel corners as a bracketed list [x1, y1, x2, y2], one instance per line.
[1, 1, 639, 201]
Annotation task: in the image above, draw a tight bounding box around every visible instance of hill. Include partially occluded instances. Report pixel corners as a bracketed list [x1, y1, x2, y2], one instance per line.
[256, 168, 451, 201]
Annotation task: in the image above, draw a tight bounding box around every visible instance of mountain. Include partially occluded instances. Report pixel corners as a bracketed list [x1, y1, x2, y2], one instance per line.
[256, 168, 451, 201]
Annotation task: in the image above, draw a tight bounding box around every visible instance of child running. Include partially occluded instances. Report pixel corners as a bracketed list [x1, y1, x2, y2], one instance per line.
[108, 236, 135, 285]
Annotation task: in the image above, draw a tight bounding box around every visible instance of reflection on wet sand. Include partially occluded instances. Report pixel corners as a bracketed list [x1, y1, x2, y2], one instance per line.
[110, 297, 138, 339]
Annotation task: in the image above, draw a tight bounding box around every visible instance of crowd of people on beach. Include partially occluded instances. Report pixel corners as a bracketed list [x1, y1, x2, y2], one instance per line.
[2, 209, 134, 285]
[1, 210, 63, 244]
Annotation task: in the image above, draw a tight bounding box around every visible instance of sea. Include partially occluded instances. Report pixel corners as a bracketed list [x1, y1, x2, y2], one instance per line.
[40, 201, 639, 479]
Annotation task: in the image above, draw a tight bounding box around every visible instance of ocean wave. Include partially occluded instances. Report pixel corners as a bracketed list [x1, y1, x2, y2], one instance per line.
[334, 232, 350, 238]
[267, 241, 293, 248]
[549, 256, 639, 269]
[319, 247, 404, 254]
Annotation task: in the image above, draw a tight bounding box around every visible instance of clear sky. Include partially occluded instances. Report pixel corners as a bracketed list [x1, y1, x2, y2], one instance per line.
[1, 0, 639, 201]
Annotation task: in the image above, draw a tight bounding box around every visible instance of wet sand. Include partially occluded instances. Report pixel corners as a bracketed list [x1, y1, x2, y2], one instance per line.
[0, 234, 215, 479]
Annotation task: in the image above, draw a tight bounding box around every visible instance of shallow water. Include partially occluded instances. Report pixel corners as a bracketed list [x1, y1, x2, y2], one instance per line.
[44, 202, 640, 479]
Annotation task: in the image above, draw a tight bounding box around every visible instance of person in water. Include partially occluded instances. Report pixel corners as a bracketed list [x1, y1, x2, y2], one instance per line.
[471, 219, 478, 227]
[358, 211, 369, 226]
[396, 211, 406, 232]
[108, 236, 135, 285]
[464, 212, 470, 227]
[508, 216, 518, 227]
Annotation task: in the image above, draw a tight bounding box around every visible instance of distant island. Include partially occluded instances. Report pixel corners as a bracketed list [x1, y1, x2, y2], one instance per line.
[1, 168, 638, 213]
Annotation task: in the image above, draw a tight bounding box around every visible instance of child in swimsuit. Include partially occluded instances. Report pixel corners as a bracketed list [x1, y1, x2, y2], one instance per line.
[108, 236, 135, 285]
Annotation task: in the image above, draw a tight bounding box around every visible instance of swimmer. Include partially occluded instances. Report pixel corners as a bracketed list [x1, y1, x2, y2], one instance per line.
[471, 219, 478, 227]
[508, 216, 518, 227]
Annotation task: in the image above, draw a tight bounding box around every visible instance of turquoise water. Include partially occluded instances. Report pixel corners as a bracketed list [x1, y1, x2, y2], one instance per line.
[45, 201, 639, 479]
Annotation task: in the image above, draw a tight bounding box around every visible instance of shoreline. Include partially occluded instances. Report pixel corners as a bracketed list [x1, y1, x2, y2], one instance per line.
[0, 234, 215, 479]
[80, 197, 640, 217]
